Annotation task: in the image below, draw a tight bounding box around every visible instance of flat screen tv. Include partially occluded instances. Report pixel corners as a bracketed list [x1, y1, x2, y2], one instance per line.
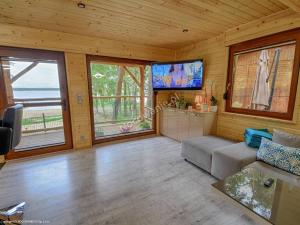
[152, 59, 203, 90]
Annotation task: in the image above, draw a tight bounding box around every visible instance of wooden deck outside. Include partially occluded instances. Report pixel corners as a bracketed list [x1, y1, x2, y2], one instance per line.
[15, 121, 152, 151]
[15, 130, 65, 151]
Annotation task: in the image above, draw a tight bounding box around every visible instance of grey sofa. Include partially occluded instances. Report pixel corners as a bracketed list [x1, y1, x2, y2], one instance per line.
[181, 135, 300, 185]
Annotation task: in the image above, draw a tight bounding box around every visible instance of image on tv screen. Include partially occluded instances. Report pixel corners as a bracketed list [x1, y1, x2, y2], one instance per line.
[152, 60, 203, 90]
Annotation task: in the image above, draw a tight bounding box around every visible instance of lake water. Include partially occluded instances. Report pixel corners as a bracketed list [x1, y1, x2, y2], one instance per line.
[14, 89, 61, 99]
[14, 89, 61, 111]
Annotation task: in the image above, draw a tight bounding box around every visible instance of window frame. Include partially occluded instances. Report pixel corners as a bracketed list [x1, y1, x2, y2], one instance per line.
[0, 46, 73, 159]
[86, 55, 156, 145]
[225, 28, 300, 120]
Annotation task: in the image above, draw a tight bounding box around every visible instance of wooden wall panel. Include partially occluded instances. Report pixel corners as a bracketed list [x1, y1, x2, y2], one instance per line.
[0, 24, 175, 155]
[176, 10, 300, 141]
[225, 9, 300, 46]
[65, 53, 92, 149]
[0, 23, 175, 61]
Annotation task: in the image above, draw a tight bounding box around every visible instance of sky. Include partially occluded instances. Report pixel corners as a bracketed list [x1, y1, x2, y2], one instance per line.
[9, 61, 60, 89]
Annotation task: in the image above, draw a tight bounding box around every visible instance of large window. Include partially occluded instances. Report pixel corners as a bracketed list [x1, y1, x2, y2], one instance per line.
[0, 47, 72, 159]
[87, 56, 155, 143]
[226, 29, 300, 120]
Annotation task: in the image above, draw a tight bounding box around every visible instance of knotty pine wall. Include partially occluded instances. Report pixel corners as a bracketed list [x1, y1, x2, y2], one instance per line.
[1, 9, 300, 150]
[176, 9, 300, 141]
[0, 23, 176, 150]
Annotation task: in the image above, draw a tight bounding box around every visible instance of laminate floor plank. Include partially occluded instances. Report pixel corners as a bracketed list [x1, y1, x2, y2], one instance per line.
[0, 137, 257, 225]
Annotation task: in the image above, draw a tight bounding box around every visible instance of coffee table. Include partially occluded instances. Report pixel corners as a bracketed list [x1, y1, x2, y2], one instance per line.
[212, 167, 300, 225]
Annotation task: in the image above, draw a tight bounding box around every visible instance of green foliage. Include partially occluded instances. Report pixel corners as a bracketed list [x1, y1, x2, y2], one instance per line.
[90, 63, 152, 122]
[139, 120, 151, 129]
[176, 96, 187, 109]
[22, 115, 62, 126]
[210, 96, 218, 106]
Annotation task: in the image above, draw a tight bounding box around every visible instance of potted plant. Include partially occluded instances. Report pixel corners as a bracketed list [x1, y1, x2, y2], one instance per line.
[120, 123, 134, 133]
[176, 97, 187, 109]
[210, 96, 218, 112]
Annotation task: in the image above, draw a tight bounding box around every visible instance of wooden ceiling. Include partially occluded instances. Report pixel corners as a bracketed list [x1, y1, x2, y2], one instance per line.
[0, 0, 296, 49]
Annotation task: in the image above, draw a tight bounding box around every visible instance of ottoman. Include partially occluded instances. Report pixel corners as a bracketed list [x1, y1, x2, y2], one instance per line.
[181, 136, 236, 173]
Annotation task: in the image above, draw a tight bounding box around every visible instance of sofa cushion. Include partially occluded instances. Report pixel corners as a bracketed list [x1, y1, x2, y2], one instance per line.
[181, 136, 235, 173]
[273, 129, 300, 148]
[211, 142, 257, 179]
[245, 161, 300, 187]
[257, 138, 300, 176]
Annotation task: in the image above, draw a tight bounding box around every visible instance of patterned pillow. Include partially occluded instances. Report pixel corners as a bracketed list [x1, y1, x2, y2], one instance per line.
[257, 138, 300, 176]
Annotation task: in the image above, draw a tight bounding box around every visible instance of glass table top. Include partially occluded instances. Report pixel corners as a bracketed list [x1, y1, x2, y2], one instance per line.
[212, 167, 300, 225]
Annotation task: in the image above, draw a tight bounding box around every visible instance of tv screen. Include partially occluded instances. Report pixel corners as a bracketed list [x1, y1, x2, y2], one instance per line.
[152, 59, 203, 90]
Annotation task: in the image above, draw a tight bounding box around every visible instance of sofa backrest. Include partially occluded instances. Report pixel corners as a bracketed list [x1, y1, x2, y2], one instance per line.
[2, 104, 23, 148]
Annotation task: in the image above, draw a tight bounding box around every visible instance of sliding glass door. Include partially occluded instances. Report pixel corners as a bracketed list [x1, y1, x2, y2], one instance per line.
[87, 56, 155, 143]
[0, 47, 72, 158]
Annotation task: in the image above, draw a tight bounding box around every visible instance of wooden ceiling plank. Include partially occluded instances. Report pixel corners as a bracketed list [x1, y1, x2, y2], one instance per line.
[0, 0, 290, 48]
[0, 23, 175, 60]
[164, 0, 240, 27]
[0, 2, 174, 31]
[251, 0, 279, 14]
[103, 0, 230, 31]
[220, 0, 266, 18]
[182, 0, 255, 22]
[225, 9, 300, 45]
[219, 0, 265, 18]
[73, 0, 227, 35]
[276, 0, 300, 12]
[151, 0, 233, 29]
[129, 0, 247, 26]
[0, 14, 213, 48]
[268, 0, 293, 10]
[236, 0, 277, 15]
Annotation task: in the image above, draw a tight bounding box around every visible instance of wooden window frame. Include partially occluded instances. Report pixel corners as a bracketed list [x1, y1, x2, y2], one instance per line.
[225, 28, 300, 120]
[0, 46, 73, 159]
[86, 55, 156, 145]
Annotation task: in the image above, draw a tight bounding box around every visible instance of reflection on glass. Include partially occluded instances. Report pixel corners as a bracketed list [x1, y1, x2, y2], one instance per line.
[213, 167, 300, 225]
[223, 168, 276, 220]
[231, 42, 295, 113]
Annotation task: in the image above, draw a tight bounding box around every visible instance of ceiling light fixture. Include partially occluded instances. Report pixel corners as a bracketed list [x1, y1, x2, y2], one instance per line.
[77, 2, 86, 8]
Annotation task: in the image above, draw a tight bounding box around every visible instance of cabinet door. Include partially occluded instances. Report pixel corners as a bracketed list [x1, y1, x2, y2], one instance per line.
[203, 114, 216, 135]
[167, 109, 179, 140]
[177, 111, 189, 141]
[189, 113, 204, 137]
[160, 110, 167, 135]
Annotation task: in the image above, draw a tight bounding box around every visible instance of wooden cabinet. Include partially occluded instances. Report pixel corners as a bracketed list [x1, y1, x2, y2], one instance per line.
[189, 112, 204, 137]
[160, 107, 216, 142]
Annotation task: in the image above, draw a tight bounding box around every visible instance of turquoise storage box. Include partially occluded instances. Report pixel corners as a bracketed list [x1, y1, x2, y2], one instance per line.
[244, 128, 272, 148]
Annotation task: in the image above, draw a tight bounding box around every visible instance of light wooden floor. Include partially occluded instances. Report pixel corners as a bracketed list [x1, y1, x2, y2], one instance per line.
[0, 137, 257, 225]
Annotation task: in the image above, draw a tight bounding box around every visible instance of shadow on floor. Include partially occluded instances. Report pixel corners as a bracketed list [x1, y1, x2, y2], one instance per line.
[0, 163, 5, 170]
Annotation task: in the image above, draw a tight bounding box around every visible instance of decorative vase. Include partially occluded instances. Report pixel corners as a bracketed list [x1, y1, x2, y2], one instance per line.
[195, 103, 201, 110]
[211, 105, 218, 112]
[202, 104, 209, 112]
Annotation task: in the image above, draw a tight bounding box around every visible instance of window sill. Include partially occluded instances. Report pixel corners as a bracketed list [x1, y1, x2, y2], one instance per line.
[220, 111, 297, 125]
